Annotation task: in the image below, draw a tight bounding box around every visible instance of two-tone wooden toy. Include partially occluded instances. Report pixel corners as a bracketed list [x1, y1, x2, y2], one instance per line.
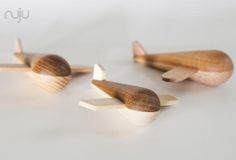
[133, 41, 234, 86]
[0, 39, 92, 93]
[0, 38, 234, 126]
[79, 64, 177, 125]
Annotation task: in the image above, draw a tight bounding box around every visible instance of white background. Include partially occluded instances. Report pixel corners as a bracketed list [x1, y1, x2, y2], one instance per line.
[0, 0, 235, 159]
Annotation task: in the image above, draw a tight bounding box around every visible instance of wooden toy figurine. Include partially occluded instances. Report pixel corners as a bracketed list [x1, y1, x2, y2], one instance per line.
[0, 38, 92, 93]
[133, 41, 234, 86]
[79, 64, 177, 125]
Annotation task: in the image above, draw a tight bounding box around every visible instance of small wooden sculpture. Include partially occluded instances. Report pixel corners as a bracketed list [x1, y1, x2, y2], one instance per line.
[133, 41, 234, 86]
[79, 64, 177, 125]
[0, 38, 92, 93]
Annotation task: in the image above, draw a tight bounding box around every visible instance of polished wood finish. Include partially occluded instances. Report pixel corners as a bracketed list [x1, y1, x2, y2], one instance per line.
[0, 38, 92, 93]
[133, 41, 234, 86]
[92, 80, 160, 112]
[79, 64, 177, 125]
[31, 55, 72, 76]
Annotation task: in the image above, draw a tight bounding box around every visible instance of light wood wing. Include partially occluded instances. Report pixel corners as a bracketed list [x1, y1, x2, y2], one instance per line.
[0, 64, 31, 72]
[158, 95, 177, 107]
[162, 66, 198, 82]
[70, 65, 93, 74]
[79, 98, 125, 111]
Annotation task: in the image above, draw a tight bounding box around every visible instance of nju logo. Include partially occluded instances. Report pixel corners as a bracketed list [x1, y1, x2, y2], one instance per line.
[4, 8, 30, 23]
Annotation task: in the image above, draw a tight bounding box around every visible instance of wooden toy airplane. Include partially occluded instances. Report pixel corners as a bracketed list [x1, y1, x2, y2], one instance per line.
[133, 41, 234, 86]
[0, 38, 93, 93]
[79, 64, 177, 125]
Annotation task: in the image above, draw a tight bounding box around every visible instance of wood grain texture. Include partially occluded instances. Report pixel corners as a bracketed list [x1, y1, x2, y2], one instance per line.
[29, 72, 71, 93]
[133, 41, 234, 86]
[31, 55, 71, 76]
[80, 64, 177, 125]
[0, 38, 92, 93]
[92, 80, 161, 112]
[14, 53, 73, 93]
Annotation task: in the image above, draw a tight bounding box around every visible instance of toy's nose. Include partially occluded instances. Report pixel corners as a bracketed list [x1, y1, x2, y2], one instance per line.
[31, 55, 71, 77]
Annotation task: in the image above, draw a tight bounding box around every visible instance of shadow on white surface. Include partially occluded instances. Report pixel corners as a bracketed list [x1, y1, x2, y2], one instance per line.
[0, 1, 236, 159]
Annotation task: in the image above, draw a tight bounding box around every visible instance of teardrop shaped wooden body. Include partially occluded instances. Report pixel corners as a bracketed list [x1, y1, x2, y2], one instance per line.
[134, 49, 234, 86]
[92, 80, 161, 112]
[92, 79, 161, 125]
[15, 53, 72, 93]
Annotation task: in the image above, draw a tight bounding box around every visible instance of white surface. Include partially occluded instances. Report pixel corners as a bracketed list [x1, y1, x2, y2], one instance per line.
[0, 0, 236, 159]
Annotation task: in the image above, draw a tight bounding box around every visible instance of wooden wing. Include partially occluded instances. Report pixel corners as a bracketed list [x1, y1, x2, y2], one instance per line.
[79, 98, 125, 111]
[162, 66, 198, 82]
[0, 64, 31, 72]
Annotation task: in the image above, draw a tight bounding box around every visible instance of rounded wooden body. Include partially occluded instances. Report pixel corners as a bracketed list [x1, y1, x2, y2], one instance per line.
[119, 108, 160, 125]
[30, 55, 72, 93]
[92, 80, 161, 125]
[134, 49, 234, 86]
[14, 52, 72, 93]
[10, 39, 92, 93]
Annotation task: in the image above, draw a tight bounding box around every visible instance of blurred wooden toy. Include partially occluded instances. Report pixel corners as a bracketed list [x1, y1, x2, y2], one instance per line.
[133, 41, 234, 86]
[0, 38, 92, 93]
[79, 64, 177, 125]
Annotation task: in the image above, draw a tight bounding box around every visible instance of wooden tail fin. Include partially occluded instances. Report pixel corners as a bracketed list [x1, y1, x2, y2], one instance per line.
[133, 41, 148, 62]
[93, 64, 106, 80]
[14, 38, 26, 64]
[15, 38, 23, 53]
